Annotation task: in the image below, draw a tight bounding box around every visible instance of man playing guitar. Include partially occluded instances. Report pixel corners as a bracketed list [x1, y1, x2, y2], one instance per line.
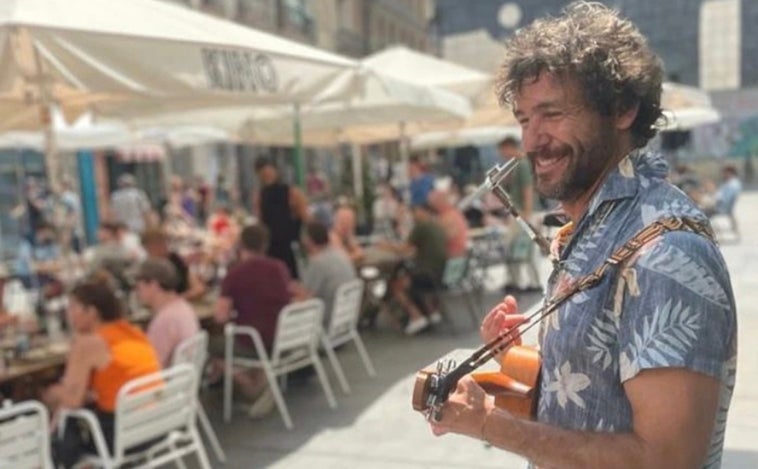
[424, 3, 738, 468]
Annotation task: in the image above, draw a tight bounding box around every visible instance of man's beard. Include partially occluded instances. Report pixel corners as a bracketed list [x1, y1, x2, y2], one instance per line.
[530, 124, 616, 202]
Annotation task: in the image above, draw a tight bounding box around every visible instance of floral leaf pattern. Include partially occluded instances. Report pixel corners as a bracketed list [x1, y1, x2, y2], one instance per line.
[586, 309, 618, 371]
[538, 150, 737, 469]
[620, 300, 701, 380]
[636, 242, 730, 310]
[544, 361, 591, 409]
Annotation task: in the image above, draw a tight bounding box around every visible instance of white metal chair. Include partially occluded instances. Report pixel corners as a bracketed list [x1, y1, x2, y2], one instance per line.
[321, 279, 377, 394]
[437, 256, 482, 331]
[223, 298, 337, 429]
[0, 400, 53, 469]
[171, 331, 226, 464]
[57, 364, 211, 469]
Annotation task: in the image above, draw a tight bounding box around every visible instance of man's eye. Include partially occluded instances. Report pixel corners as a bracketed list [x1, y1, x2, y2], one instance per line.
[544, 112, 562, 119]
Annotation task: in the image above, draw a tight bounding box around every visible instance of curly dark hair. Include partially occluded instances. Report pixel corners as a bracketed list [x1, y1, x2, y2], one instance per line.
[496, 1, 664, 148]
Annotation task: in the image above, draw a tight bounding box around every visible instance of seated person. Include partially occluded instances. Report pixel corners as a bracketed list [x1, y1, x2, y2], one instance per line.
[213, 224, 297, 417]
[86, 221, 137, 292]
[297, 221, 358, 329]
[115, 221, 147, 262]
[14, 222, 63, 291]
[428, 189, 469, 258]
[713, 165, 742, 215]
[141, 228, 207, 300]
[206, 204, 240, 264]
[703, 165, 742, 239]
[43, 278, 160, 468]
[0, 263, 17, 329]
[136, 258, 200, 367]
[330, 197, 364, 263]
[380, 204, 447, 336]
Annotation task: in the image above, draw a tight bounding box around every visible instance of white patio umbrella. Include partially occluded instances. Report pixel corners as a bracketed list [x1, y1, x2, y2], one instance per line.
[125, 65, 472, 199]
[364, 47, 722, 149]
[0, 0, 356, 183]
[659, 82, 721, 131]
[0, 106, 232, 151]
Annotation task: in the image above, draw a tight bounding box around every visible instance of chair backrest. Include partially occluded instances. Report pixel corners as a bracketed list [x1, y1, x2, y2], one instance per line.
[328, 279, 364, 337]
[171, 331, 209, 385]
[271, 299, 324, 363]
[113, 364, 197, 459]
[442, 257, 468, 288]
[0, 400, 52, 469]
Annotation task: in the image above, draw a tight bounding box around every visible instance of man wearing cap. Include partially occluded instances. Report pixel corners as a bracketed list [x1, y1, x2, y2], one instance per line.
[136, 258, 200, 367]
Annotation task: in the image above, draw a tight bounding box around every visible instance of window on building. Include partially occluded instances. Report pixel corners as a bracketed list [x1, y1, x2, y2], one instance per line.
[283, 0, 315, 37]
[239, 0, 271, 25]
[700, 0, 741, 90]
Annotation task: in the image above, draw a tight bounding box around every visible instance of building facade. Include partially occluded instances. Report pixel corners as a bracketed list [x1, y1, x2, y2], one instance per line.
[435, 0, 758, 90]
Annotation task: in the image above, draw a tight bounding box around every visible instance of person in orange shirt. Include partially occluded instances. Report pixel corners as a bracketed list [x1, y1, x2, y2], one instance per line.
[44, 277, 161, 468]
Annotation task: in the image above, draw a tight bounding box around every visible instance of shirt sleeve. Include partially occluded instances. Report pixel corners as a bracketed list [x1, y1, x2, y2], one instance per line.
[147, 314, 176, 367]
[617, 231, 736, 383]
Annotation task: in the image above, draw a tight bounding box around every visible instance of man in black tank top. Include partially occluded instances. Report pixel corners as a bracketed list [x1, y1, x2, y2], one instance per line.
[253, 157, 309, 278]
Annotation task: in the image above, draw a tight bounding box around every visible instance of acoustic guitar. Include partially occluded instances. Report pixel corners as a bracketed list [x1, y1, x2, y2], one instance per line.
[412, 344, 541, 421]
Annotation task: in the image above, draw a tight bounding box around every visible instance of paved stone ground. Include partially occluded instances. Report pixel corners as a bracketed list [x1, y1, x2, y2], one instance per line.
[186, 191, 758, 469]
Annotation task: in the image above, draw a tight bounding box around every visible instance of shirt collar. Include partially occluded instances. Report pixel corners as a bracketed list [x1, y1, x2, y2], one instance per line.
[584, 148, 669, 219]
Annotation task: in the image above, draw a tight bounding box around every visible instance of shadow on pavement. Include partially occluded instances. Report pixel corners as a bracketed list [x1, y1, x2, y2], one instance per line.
[198, 290, 543, 468]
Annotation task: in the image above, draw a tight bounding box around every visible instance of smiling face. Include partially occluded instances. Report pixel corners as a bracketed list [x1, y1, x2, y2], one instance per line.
[514, 72, 622, 204]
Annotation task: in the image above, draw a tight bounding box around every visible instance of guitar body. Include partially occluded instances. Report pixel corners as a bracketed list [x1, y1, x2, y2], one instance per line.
[472, 345, 541, 419]
[412, 345, 542, 420]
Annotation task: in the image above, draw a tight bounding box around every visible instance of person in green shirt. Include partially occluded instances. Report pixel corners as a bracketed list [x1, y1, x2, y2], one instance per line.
[381, 204, 448, 335]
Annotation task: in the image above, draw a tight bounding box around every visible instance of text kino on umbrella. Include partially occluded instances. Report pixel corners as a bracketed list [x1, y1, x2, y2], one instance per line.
[202, 48, 278, 93]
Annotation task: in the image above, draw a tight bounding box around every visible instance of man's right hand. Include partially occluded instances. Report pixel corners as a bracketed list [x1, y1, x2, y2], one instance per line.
[480, 296, 527, 347]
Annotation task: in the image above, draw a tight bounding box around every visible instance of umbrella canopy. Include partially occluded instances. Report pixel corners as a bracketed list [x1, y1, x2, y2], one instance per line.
[358, 46, 514, 145]
[0, 0, 357, 132]
[0, 107, 231, 151]
[659, 82, 721, 131]
[363, 47, 723, 149]
[126, 65, 472, 146]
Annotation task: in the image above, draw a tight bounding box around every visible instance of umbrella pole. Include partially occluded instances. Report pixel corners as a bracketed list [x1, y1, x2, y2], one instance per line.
[351, 142, 363, 210]
[399, 121, 410, 203]
[293, 103, 305, 188]
[33, 46, 60, 191]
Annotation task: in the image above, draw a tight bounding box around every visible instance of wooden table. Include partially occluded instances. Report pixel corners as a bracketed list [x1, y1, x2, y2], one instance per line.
[0, 340, 68, 384]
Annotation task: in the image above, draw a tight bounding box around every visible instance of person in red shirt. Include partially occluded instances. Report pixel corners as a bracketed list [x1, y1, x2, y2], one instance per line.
[213, 224, 296, 407]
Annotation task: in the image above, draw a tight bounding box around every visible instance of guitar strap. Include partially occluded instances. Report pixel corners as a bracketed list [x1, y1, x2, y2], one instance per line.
[537, 216, 716, 329]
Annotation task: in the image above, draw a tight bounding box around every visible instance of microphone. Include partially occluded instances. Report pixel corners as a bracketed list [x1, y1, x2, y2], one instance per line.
[458, 158, 520, 209]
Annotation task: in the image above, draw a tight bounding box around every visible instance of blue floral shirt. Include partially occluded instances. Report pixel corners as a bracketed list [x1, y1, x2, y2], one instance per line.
[538, 150, 737, 468]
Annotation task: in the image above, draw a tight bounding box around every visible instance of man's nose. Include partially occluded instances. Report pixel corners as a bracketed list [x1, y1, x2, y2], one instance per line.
[522, 121, 550, 154]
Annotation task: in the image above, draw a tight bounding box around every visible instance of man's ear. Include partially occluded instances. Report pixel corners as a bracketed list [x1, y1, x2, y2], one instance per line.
[615, 102, 640, 131]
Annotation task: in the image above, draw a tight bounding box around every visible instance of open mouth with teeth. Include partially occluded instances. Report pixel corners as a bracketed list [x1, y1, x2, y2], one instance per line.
[533, 150, 570, 177]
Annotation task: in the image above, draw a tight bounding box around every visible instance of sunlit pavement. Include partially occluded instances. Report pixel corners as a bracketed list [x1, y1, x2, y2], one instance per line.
[192, 192, 757, 469]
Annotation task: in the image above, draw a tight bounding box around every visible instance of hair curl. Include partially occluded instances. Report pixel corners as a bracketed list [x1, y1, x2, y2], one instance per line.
[496, 1, 664, 148]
